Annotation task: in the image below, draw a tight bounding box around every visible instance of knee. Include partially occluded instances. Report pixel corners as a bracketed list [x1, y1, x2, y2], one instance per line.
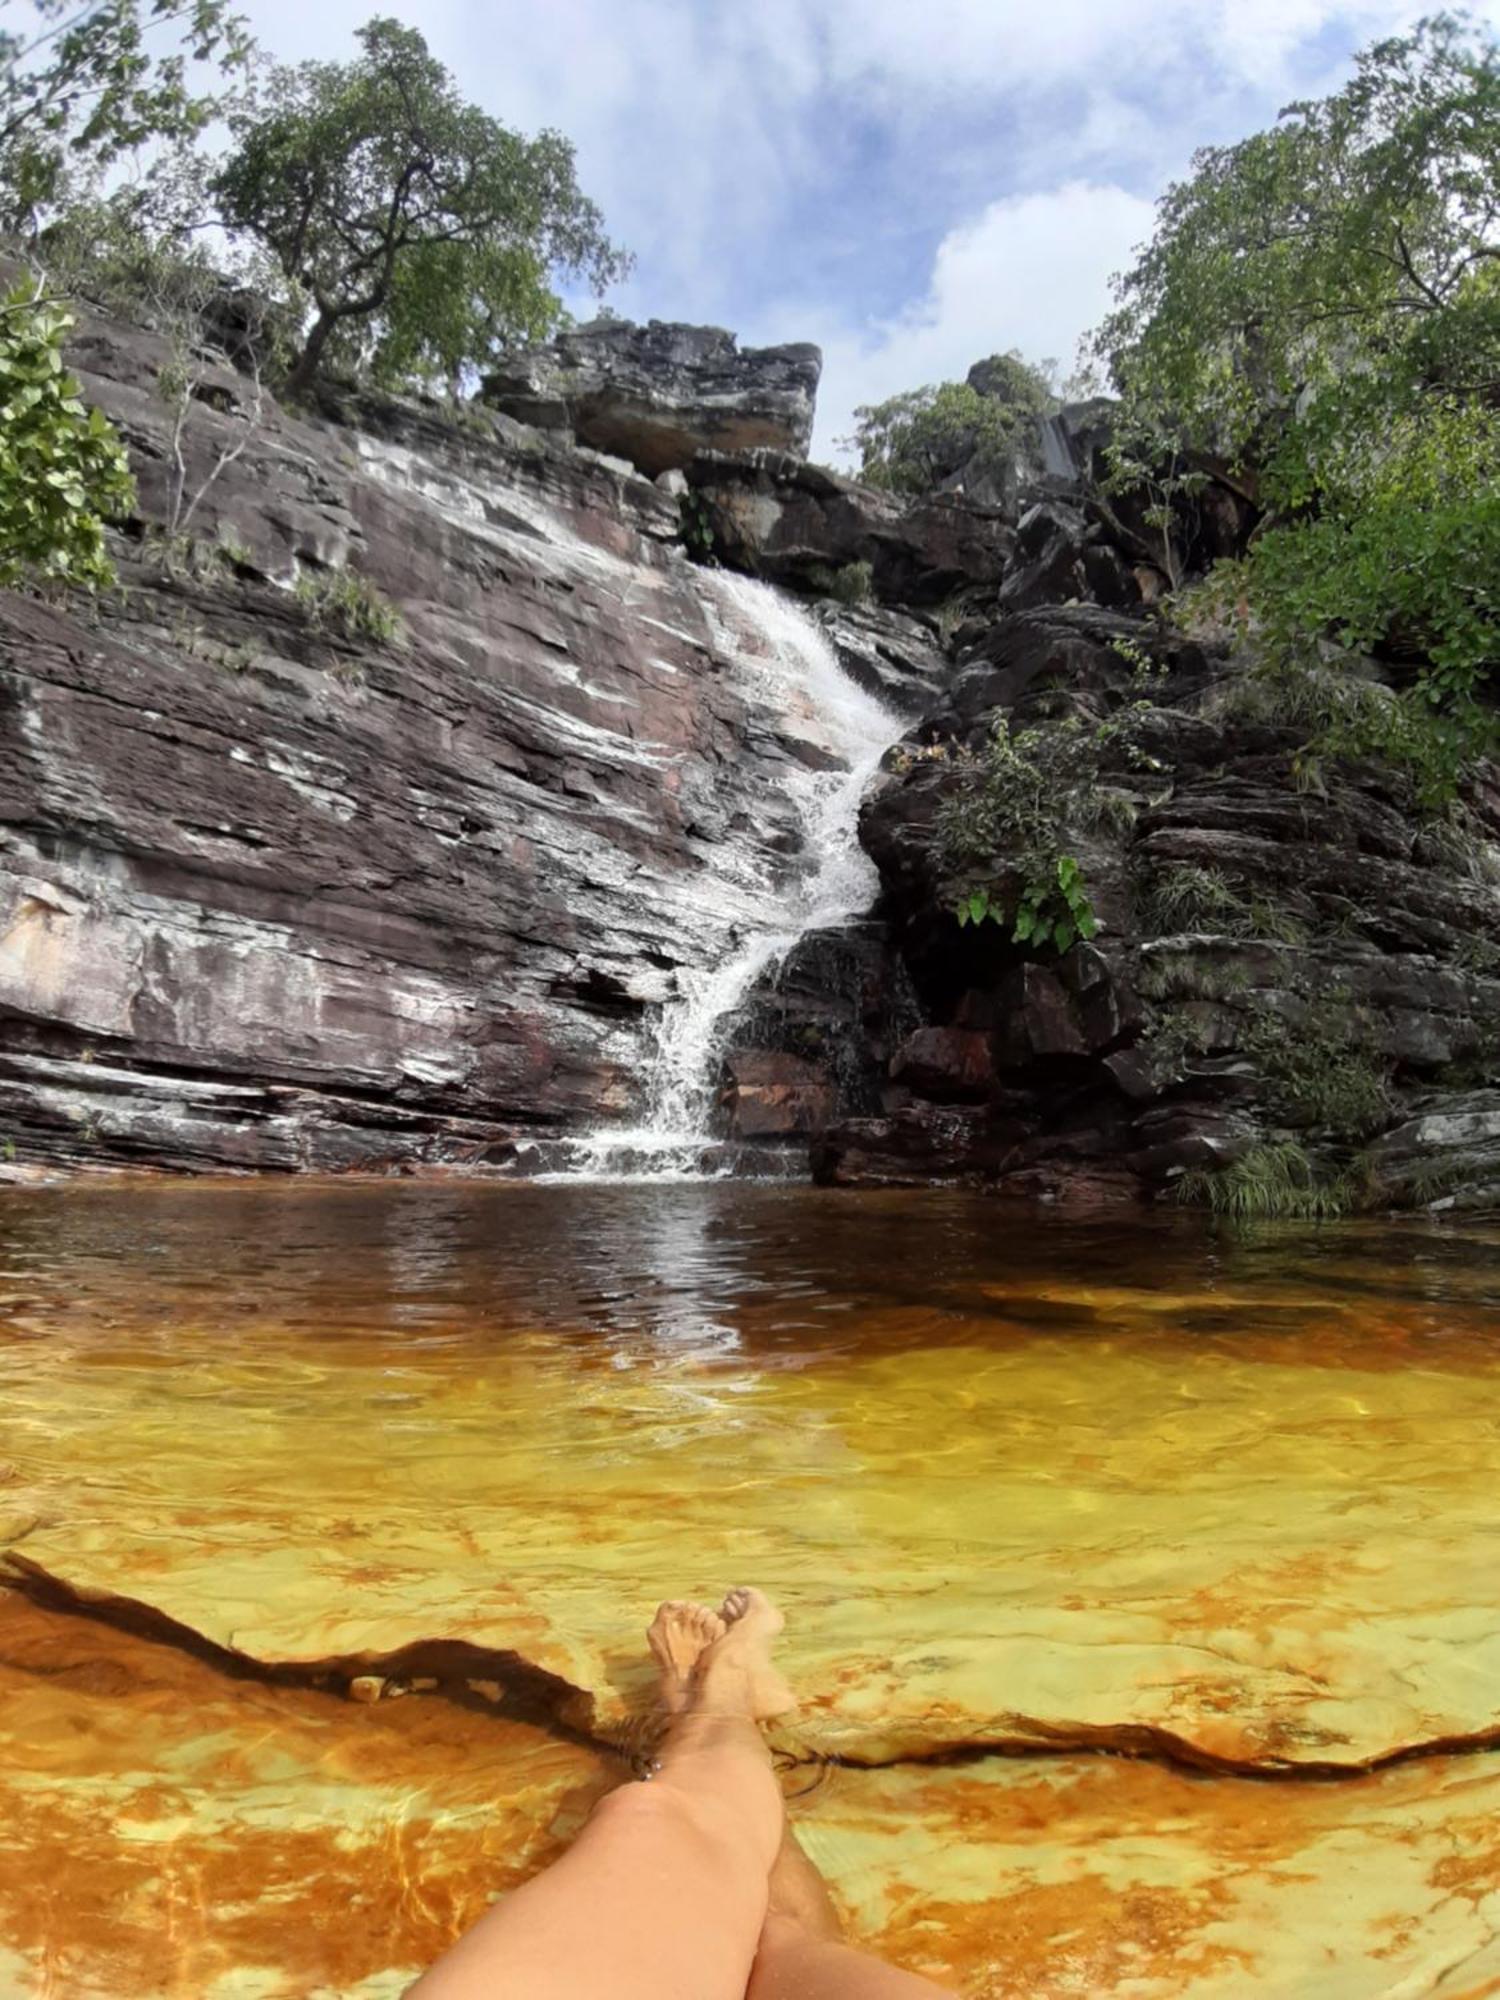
[590, 1778, 755, 1869]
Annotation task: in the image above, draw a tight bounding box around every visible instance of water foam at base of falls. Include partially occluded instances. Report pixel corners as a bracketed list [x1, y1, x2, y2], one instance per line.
[556, 572, 906, 1182]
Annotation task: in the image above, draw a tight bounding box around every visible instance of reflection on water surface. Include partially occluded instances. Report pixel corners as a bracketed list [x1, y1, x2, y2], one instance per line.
[3, 1184, 1500, 1996]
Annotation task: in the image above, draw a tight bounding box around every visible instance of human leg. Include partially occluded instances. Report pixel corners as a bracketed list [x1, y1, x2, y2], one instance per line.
[745, 1827, 956, 2000]
[406, 1589, 789, 2000]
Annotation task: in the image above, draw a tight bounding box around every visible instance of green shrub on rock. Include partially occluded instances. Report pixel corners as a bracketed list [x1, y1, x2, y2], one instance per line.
[294, 566, 404, 646]
[0, 286, 134, 588]
[805, 560, 873, 607]
[940, 717, 1100, 957]
[843, 359, 1053, 497]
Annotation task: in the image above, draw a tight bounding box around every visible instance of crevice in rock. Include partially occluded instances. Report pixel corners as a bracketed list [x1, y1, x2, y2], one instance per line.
[1, 1555, 606, 1755]
[10, 1554, 1500, 1787]
[790, 1718, 1500, 1786]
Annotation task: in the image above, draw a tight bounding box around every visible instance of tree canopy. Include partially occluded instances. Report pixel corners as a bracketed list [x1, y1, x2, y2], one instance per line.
[845, 356, 1054, 497]
[0, 0, 250, 235]
[213, 17, 630, 393]
[1096, 12, 1500, 767]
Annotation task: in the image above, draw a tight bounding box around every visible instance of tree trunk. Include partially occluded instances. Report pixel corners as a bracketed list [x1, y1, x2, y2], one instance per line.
[285, 310, 337, 397]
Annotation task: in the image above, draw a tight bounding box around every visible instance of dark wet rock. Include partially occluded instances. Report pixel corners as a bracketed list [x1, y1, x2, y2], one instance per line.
[889, 1026, 997, 1101]
[990, 965, 1089, 1064]
[685, 450, 1013, 605]
[997, 499, 1140, 613]
[812, 1102, 1017, 1186]
[816, 601, 947, 714]
[837, 604, 1500, 1207]
[721, 921, 921, 1134]
[481, 319, 821, 475]
[721, 1050, 836, 1140]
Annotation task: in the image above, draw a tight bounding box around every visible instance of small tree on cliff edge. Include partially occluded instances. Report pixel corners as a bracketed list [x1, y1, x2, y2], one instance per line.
[213, 17, 630, 395]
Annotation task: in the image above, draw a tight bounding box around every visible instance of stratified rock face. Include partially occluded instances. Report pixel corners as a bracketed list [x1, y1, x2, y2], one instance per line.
[0, 312, 849, 1173]
[482, 319, 822, 476]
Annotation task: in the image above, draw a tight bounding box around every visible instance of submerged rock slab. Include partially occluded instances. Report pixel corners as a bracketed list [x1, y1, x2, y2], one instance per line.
[8, 1587, 1500, 1998]
[806, 1752, 1500, 1996]
[0, 1592, 611, 1998]
[6, 1305, 1500, 1770]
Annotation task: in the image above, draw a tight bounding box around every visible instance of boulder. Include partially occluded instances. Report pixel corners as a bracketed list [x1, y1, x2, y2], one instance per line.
[997, 498, 1139, 613]
[890, 1026, 996, 1100]
[721, 1050, 836, 1140]
[481, 319, 821, 476]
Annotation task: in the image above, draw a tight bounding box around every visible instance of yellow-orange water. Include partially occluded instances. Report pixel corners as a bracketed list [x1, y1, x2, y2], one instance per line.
[3, 1183, 1500, 1997]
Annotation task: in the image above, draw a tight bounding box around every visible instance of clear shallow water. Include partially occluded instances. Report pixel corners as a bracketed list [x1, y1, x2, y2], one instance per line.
[3, 1184, 1500, 1997]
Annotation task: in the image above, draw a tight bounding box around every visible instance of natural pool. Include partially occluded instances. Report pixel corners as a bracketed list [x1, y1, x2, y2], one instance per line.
[2, 1183, 1500, 1997]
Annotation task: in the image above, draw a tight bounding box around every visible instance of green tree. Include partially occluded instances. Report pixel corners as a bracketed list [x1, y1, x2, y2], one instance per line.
[0, 0, 251, 235]
[844, 355, 1054, 497]
[0, 280, 134, 586]
[212, 16, 630, 394]
[1096, 14, 1500, 761]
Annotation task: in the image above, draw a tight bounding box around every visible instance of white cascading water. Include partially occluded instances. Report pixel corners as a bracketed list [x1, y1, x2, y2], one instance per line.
[561, 571, 905, 1181]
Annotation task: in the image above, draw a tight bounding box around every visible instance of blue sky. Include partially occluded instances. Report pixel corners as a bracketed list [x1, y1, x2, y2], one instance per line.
[237, 0, 1499, 457]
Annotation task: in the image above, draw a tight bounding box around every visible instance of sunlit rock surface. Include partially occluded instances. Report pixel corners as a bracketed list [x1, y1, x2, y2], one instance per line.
[807, 1756, 1500, 1996]
[4, 1183, 1500, 1994]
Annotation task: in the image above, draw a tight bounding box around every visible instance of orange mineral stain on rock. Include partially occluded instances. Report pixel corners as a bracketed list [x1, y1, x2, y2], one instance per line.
[0, 1593, 612, 1999]
[800, 1755, 1500, 1996]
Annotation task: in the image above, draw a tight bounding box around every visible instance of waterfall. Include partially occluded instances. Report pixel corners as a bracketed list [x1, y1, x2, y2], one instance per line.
[559, 572, 905, 1181]
[1037, 413, 1078, 481]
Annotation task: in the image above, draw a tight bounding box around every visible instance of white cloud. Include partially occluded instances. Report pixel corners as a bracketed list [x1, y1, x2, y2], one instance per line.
[783, 182, 1157, 462]
[235, 0, 1433, 312]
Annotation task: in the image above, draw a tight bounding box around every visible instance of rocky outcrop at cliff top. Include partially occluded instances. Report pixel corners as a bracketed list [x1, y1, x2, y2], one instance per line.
[481, 319, 821, 476]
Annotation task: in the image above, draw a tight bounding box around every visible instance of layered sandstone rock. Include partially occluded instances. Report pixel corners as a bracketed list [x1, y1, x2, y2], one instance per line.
[0, 313, 873, 1172]
[481, 318, 821, 474]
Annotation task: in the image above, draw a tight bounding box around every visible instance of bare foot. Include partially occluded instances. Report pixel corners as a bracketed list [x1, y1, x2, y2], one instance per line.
[692, 1585, 795, 1720]
[647, 1599, 727, 1716]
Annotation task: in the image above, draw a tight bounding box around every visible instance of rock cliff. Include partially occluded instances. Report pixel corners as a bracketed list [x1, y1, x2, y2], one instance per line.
[0, 308, 934, 1171]
[3, 300, 1498, 1205]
